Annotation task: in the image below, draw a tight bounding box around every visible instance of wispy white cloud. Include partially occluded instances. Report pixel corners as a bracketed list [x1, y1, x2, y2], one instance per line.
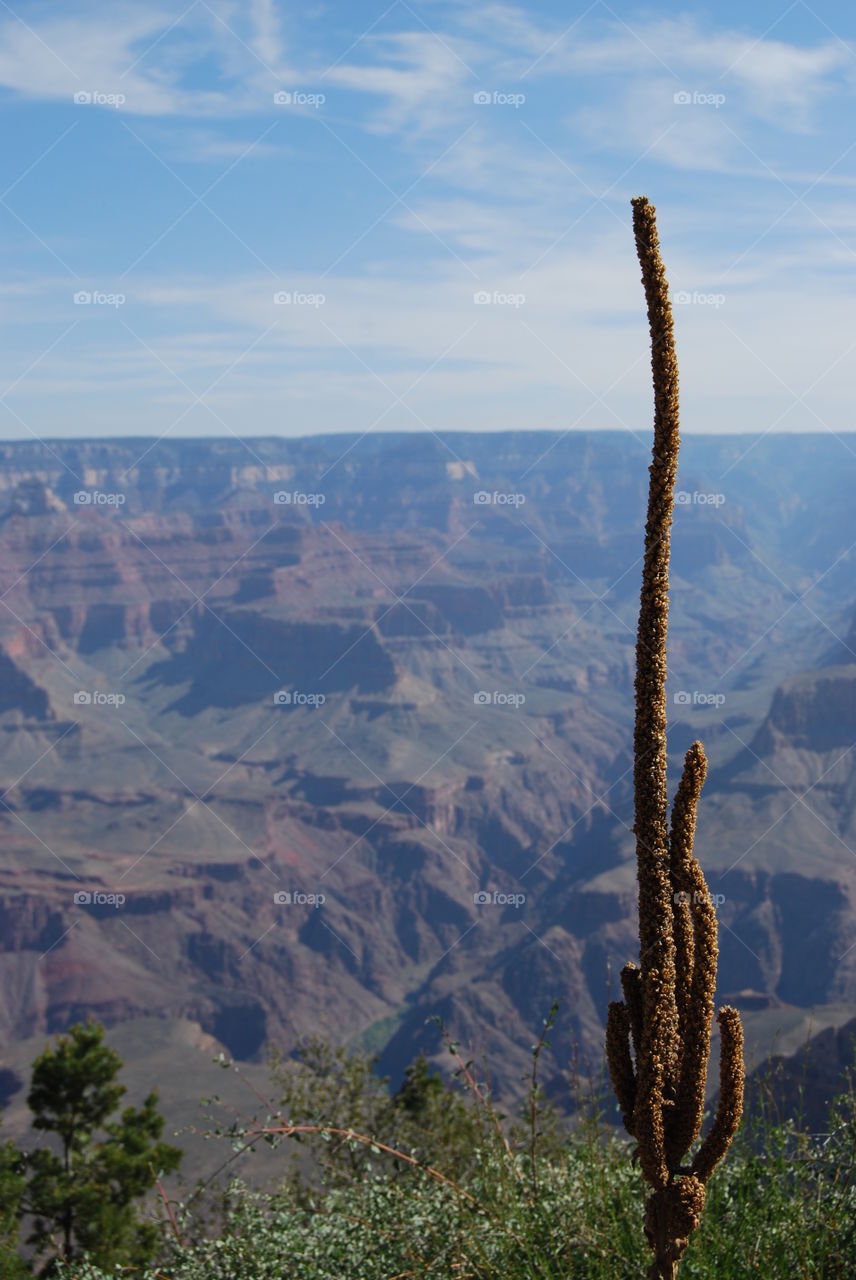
[648, 16, 851, 130]
[3, 211, 856, 439]
[324, 31, 476, 135]
[248, 0, 286, 70]
[461, 4, 853, 119]
[169, 127, 293, 162]
[0, 1, 300, 116]
[0, 2, 853, 439]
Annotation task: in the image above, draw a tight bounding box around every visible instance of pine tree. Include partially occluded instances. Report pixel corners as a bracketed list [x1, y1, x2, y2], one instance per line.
[23, 1018, 182, 1274]
[0, 1124, 28, 1278]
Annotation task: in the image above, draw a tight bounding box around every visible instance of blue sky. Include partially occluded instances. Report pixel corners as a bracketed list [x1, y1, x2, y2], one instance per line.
[1, 0, 856, 440]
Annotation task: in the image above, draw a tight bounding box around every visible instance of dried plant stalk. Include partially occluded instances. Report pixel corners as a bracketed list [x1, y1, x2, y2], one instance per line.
[605, 195, 745, 1279]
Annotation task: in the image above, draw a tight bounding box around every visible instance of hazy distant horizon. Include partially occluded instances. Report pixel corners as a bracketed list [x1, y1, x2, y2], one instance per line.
[1, 2, 855, 441]
[2, 425, 856, 449]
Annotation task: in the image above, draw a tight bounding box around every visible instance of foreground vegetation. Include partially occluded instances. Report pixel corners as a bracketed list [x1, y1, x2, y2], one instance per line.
[1, 1011, 845, 1279]
[60, 1107, 856, 1277]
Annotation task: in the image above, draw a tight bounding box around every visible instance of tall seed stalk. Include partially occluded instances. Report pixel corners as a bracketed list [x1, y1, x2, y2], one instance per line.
[605, 195, 745, 1280]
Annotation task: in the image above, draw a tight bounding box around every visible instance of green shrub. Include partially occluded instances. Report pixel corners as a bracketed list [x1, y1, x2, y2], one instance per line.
[55, 1034, 856, 1280]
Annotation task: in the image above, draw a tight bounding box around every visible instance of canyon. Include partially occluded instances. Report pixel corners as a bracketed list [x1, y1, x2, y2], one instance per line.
[0, 431, 854, 1162]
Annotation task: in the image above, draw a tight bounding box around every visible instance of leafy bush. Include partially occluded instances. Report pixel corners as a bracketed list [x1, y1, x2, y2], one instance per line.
[54, 1025, 856, 1280]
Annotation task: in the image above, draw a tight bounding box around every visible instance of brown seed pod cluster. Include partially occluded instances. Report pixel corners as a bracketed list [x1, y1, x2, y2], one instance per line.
[605, 196, 745, 1280]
